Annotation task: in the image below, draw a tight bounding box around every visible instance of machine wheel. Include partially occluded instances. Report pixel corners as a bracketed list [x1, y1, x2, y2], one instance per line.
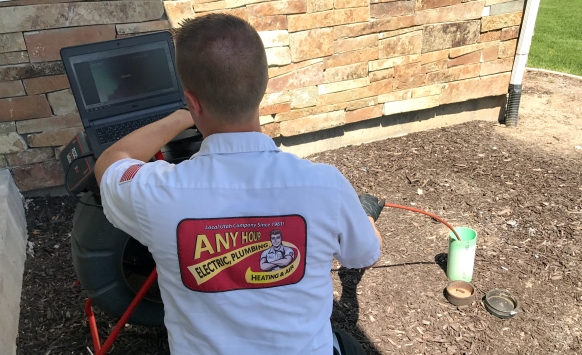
[71, 192, 164, 326]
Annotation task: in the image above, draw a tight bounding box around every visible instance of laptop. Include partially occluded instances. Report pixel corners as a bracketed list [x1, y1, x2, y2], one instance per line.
[60, 32, 187, 158]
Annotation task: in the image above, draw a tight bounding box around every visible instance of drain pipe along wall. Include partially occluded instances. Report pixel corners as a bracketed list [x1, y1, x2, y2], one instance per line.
[505, 0, 541, 127]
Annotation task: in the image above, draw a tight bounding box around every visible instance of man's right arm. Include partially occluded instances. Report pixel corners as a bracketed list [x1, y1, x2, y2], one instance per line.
[334, 174, 383, 269]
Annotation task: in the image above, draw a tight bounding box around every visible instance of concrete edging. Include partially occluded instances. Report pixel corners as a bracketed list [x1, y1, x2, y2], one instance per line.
[526, 67, 582, 81]
[0, 170, 28, 355]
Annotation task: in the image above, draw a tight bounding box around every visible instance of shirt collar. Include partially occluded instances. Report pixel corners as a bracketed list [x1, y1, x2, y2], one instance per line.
[191, 132, 280, 158]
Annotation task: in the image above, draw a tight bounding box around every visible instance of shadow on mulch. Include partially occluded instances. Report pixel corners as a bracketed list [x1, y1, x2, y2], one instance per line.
[17, 119, 582, 354]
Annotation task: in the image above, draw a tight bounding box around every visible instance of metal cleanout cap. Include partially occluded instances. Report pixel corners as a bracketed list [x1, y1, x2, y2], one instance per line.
[484, 289, 519, 319]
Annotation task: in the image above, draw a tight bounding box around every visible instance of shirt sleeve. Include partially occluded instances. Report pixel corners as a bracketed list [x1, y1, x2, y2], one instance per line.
[334, 172, 381, 269]
[100, 158, 146, 240]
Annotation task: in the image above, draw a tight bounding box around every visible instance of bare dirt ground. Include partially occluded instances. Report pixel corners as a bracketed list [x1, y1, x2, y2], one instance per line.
[17, 71, 582, 354]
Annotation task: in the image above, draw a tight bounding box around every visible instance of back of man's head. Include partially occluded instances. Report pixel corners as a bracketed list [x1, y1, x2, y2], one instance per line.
[175, 14, 268, 124]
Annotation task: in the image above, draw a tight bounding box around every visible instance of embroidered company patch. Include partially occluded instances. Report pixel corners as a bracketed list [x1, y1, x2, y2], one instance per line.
[119, 164, 144, 184]
[177, 215, 307, 292]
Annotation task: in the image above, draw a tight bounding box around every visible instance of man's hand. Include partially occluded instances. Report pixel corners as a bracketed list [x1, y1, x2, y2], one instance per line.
[358, 194, 385, 222]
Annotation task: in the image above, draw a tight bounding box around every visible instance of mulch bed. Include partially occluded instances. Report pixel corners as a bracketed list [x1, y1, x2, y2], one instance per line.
[17, 120, 582, 354]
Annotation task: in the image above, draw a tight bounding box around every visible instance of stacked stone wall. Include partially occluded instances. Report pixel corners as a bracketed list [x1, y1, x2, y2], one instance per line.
[0, 0, 525, 191]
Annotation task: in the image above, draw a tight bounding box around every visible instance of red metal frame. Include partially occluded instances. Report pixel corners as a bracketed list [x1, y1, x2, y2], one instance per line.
[84, 151, 165, 354]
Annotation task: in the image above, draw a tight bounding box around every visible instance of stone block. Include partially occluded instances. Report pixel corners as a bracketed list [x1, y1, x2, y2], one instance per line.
[0, 32, 26, 53]
[318, 77, 369, 95]
[0, 132, 27, 154]
[346, 97, 378, 111]
[248, 15, 288, 32]
[324, 47, 378, 69]
[22, 74, 69, 95]
[0, 95, 52, 121]
[259, 30, 289, 48]
[0, 61, 64, 81]
[268, 58, 322, 78]
[334, 15, 415, 39]
[0, 121, 16, 134]
[11, 159, 64, 191]
[486, 0, 515, 4]
[415, 1, 484, 25]
[448, 50, 481, 67]
[382, 95, 440, 115]
[334, 7, 370, 27]
[16, 113, 81, 134]
[116, 20, 170, 35]
[412, 84, 442, 98]
[259, 102, 290, 116]
[379, 30, 423, 59]
[481, 12, 523, 32]
[289, 86, 318, 108]
[288, 11, 335, 32]
[247, 0, 307, 17]
[378, 25, 423, 40]
[334, 34, 378, 54]
[280, 110, 345, 136]
[378, 89, 412, 103]
[440, 72, 510, 104]
[418, 0, 462, 10]
[478, 30, 501, 43]
[345, 104, 382, 124]
[47, 89, 77, 116]
[324, 62, 368, 83]
[24, 25, 116, 62]
[261, 122, 280, 138]
[425, 63, 480, 85]
[422, 59, 447, 72]
[0, 52, 29, 66]
[420, 48, 449, 64]
[500, 26, 520, 41]
[489, 0, 524, 15]
[0, 81, 25, 99]
[334, 0, 368, 9]
[498, 39, 517, 58]
[0, 1, 165, 33]
[261, 91, 291, 106]
[481, 44, 499, 61]
[5, 147, 53, 166]
[260, 115, 275, 125]
[421, 20, 480, 53]
[480, 57, 513, 76]
[289, 28, 333, 62]
[370, 68, 394, 82]
[267, 62, 324, 93]
[318, 78, 392, 105]
[275, 102, 344, 122]
[371, 1, 415, 18]
[164, 1, 195, 28]
[27, 126, 83, 147]
[369, 54, 421, 71]
[206, 7, 249, 20]
[193, 1, 226, 12]
[393, 62, 426, 90]
[307, 0, 333, 12]
[265, 47, 292, 66]
[0, 154, 6, 168]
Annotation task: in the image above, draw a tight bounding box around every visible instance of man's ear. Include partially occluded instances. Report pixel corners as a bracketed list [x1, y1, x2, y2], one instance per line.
[184, 91, 202, 117]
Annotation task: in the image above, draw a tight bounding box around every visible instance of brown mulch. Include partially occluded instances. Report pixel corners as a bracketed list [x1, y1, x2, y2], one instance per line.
[17, 73, 582, 355]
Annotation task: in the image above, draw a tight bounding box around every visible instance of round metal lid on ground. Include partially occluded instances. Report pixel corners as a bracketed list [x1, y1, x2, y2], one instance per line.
[484, 289, 519, 319]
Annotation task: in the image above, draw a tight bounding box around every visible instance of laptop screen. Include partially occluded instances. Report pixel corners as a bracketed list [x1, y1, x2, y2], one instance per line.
[68, 41, 180, 115]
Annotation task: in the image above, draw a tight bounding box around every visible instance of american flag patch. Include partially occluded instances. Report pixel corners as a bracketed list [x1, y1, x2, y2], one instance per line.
[119, 164, 144, 184]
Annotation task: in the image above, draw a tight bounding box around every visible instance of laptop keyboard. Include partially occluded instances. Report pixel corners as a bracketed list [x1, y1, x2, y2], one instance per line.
[95, 113, 169, 144]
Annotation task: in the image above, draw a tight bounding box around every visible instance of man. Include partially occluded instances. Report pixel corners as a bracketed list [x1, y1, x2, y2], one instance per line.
[95, 13, 384, 355]
[260, 229, 294, 271]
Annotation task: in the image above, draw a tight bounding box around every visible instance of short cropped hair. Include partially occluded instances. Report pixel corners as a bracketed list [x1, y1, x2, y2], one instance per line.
[175, 14, 268, 123]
